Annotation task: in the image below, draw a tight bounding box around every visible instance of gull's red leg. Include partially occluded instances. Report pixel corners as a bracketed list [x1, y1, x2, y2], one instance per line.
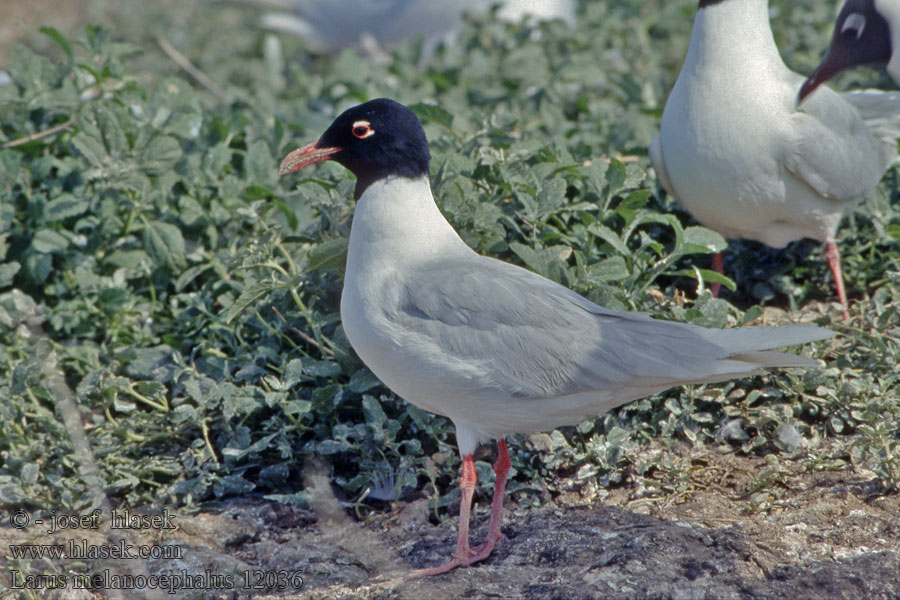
[410, 453, 479, 577]
[472, 438, 510, 556]
[824, 240, 850, 321]
[710, 251, 724, 298]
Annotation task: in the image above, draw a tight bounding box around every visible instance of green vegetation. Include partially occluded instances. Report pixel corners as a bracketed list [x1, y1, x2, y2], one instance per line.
[0, 0, 897, 525]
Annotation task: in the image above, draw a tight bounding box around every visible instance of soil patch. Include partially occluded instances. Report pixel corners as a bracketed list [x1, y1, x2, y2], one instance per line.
[3, 448, 897, 599]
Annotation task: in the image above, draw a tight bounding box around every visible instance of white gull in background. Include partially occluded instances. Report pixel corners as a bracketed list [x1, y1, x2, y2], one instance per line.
[279, 97, 832, 576]
[259, 0, 575, 54]
[650, 0, 900, 319]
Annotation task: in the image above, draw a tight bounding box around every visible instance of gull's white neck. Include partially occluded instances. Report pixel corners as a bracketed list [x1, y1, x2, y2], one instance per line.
[686, 0, 787, 77]
[346, 175, 469, 278]
[875, 0, 900, 83]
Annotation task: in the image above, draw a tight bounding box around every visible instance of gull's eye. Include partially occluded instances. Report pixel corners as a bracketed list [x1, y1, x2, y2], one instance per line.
[841, 13, 866, 39]
[352, 120, 375, 139]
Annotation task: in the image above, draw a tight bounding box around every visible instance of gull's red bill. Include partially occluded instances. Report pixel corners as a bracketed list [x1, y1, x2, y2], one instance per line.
[278, 142, 341, 175]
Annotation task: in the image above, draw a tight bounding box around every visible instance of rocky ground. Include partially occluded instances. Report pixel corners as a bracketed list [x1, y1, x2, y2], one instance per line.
[3, 447, 898, 599]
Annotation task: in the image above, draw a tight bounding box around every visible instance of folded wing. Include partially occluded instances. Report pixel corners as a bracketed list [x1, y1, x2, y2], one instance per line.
[396, 255, 832, 401]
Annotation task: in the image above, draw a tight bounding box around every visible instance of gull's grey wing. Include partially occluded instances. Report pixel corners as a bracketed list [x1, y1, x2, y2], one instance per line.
[395, 255, 828, 401]
[841, 89, 900, 161]
[785, 85, 894, 201]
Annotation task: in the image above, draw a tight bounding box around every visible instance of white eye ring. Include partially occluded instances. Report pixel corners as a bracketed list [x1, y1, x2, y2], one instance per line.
[352, 120, 375, 139]
[842, 13, 866, 39]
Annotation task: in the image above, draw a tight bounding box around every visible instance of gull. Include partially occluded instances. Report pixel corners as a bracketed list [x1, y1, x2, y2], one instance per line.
[259, 0, 575, 54]
[800, 0, 900, 99]
[650, 0, 900, 319]
[279, 97, 832, 576]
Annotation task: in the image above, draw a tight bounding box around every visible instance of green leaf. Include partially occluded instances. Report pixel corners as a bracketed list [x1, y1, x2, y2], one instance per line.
[317, 439, 348, 455]
[283, 359, 305, 388]
[11, 44, 55, 92]
[222, 279, 280, 324]
[93, 103, 128, 157]
[509, 242, 572, 284]
[535, 177, 566, 218]
[114, 397, 137, 413]
[307, 238, 348, 272]
[104, 249, 151, 270]
[741, 305, 764, 324]
[303, 360, 341, 378]
[203, 141, 232, 177]
[0, 262, 20, 288]
[588, 223, 629, 255]
[405, 405, 432, 432]
[349, 369, 381, 394]
[696, 268, 736, 291]
[283, 399, 311, 417]
[133, 380, 167, 398]
[40, 27, 73, 59]
[509, 242, 550, 274]
[140, 136, 182, 175]
[618, 190, 653, 215]
[142, 219, 186, 270]
[222, 432, 278, 460]
[583, 161, 610, 202]
[272, 198, 298, 231]
[20, 462, 39, 484]
[245, 185, 274, 200]
[362, 395, 386, 428]
[217, 474, 256, 495]
[409, 103, 454, 129]
[44, 194, 89, 222]
[604, 159, 627, 193]
[624, 209, 682, 237]
[245, 139, 275, 186]
[683, 226, 728, 254]
[669, 268, 737, 292]
[71, 130, 107, 166]
[31, 229, 69, 253]
[585, 256, 629, 283]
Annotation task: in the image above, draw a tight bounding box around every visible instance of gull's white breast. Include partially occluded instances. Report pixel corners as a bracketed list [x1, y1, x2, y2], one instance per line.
[655, 0, 869, 247]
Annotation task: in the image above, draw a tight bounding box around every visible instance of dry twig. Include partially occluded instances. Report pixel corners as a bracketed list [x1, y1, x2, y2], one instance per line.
[156, 35, 234, 103]
[2, 116, 76, 148]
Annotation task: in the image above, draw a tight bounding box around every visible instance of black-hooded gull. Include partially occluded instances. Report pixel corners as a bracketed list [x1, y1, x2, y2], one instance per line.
[279, 97, 833, 576]
[800, 0, 900, 98]
[650, 0, 900, 320]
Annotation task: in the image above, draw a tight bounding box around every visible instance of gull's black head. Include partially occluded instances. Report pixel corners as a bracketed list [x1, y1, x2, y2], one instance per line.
[279, 98, 431, 199]
[799, 0, 892, 103]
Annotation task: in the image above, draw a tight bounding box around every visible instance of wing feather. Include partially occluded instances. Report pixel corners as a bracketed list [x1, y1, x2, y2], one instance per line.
[785, 85, 894, 201]
[395, 255, 830, 400]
